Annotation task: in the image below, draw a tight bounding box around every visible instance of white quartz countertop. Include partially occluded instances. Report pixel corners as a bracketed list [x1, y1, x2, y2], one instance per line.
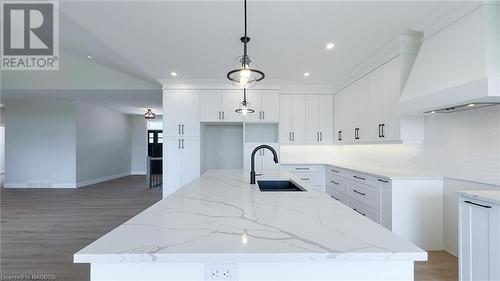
[74, 170, 426, 264]
[281, 162, 442, 180]
[458, 190, 500, 205]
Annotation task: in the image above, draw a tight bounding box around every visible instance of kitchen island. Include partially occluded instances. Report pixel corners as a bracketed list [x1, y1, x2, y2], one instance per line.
[74, 170, 426, 281]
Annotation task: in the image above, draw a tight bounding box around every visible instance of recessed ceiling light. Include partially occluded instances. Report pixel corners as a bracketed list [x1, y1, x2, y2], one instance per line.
[170, 72, 177, 77]
[467, 103, 475, 107]
[326, 42, 335, 50]
[304, 72, 310, 77]
[430, 111, 436, 114]
[87, 55, 93, 59]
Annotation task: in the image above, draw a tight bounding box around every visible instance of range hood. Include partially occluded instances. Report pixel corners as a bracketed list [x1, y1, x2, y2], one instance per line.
[399, 4, 500, 115]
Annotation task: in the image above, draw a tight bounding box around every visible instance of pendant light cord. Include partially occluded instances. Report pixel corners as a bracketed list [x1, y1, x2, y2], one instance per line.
[243, 0, 248, 67]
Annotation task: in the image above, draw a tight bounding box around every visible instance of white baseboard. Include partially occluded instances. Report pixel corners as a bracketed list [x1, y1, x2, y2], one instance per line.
[76, 172, 131, 188]
[131, 171, 147, 175]
[4, 182, 77, 188]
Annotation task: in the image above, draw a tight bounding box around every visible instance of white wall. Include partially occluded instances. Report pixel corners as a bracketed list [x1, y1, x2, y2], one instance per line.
[4, 99, 77, 188]
[76, 102, 131, 187]
[130, 115, 148, 175]
[201, 124, 243, 173]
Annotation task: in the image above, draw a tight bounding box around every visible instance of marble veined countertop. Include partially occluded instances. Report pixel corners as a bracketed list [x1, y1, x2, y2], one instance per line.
[74, 170, 426, 264]
[458, 190, 500, 205]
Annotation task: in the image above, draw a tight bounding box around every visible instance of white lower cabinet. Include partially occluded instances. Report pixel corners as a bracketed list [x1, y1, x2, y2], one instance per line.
[325, 165, 443, 251]
[164, 137, 200, 197]
[280, 165, 326, 193]
[459, 196, 500, 281]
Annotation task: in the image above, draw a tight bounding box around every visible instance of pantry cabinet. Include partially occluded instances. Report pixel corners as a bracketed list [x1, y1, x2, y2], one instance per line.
[459, 196, 500, 281]
[164, 90, 200, 137]
[306, 95, 334, 144]
[164, 137, 200, 197]
[200, 90, 243, 122]
[334, 56, 424, 144]
[244, 90, 280, 123]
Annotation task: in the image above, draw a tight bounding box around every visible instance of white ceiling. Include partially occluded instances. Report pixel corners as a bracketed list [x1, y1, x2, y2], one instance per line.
[60, 1, 448, 85]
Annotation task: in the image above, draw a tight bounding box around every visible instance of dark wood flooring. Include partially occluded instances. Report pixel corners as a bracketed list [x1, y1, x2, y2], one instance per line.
[1, 175, 457, 281]
[0, 176, 161, 281]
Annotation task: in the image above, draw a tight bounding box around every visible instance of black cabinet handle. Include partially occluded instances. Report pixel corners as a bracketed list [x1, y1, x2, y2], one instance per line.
[330, 180, 339, 185]
[330, 169, 339, 173]
[338, 130, 342, 141]
[320, 132, 323, 141]
[262, 111, 264, 119]
[353, 175, 366, 180]
[378, 124, 382, 138]
[353, 208, 366, 216]
[331, 195, 340, 201]
[295, 167, 310, 170]
[378, 179, 389, 183]
[381, 124, 385, 138]
[178, 124, 181, 134]
[464, 200, 491, 209]
[353, 189, 366, 196]
[181, 124, 184, 134]
[301, 178, 310, 181]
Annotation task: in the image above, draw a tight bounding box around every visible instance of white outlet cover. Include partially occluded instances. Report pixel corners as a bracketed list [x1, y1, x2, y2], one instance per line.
[204, 263, 239, 281]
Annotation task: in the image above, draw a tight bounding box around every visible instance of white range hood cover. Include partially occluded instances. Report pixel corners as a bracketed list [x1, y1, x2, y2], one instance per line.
[399, 4, 500, 114]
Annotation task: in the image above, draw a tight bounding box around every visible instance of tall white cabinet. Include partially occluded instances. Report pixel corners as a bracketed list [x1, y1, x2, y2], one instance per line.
[200, 90, 243, 122]
[459, 194, 500, 281]
[244, 90, 280, 123]
[164, 89, 201, 197]
[279, 95, 306, 144]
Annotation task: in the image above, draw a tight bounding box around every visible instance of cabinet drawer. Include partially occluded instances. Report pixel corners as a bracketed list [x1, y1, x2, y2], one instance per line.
[350, 171, 380, 187]
[348, 181, 380, 209]
[327, 166, 350, 179]
[348, 199, 380, 223]
[281, 165, 325, 173]
[328, 188, 349, 205]
[294, 172, 324, 186]
[326, 174, 347, 193]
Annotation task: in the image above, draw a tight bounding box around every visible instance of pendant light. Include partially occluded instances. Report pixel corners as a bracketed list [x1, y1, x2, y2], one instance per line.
[235, 88, 255, 115]
[227, 0, 265, 88]
[144, 108, 155, 119]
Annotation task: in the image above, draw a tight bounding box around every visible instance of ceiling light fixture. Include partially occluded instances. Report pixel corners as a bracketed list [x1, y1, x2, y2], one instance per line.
[144, 108, 156, 119]
[87, 55, 93, 59]
[227, 0, 265, 88]
[467, 103, 475, 107]
[235, 88, 255, 115]
[304, 72, 310, 77]
[326, 42, 335, 50]
[170, 72, 177, 77]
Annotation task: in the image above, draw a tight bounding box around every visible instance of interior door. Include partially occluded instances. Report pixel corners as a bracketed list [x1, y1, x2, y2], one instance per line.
[243, 90, 262, 123]
[181, 137, 200, 186]
[261, 90, 280, 122]
[164, 90, 182, 137]
[181, 90, 200, 136]
[279, 95, 292, 144]
[290, 95, 306, 144]
[200, 90, 221, 122]
[319, 95, 334, 144]
[164, 137, 181, 196]
[306, 95, 320, 144]
[221, 90, 244, 122]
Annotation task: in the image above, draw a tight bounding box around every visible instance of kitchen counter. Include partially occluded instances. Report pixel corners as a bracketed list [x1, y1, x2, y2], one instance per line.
[458, 190, 500, 205]
[281, 162, 442, 180]
[74, 169, 426, 281]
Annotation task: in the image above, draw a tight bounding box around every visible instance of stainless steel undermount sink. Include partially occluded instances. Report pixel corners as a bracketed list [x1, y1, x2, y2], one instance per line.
[257, 180, 305, 192]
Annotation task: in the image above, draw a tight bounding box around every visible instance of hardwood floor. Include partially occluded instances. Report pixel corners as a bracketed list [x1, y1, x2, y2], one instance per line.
[1, 176, 457, 281]
[0, 176, 161, 281]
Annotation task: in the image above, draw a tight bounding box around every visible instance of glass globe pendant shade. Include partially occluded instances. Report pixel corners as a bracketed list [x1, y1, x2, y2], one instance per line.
[235, 88, 255, 115]
[144, 108, 156, 119]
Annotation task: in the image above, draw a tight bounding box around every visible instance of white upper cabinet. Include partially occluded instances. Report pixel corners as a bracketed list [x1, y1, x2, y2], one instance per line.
[243, 90, 279, 123]
[280, 95, 306, 144]
[306, 95, 334, 144]
[164, 89, 200, 137]
[334, 56, 424, 144]
[200, 90, 243, 122]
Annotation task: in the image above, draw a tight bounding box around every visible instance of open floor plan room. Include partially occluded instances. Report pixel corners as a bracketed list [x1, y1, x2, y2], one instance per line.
[1, 1, 499, 281]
